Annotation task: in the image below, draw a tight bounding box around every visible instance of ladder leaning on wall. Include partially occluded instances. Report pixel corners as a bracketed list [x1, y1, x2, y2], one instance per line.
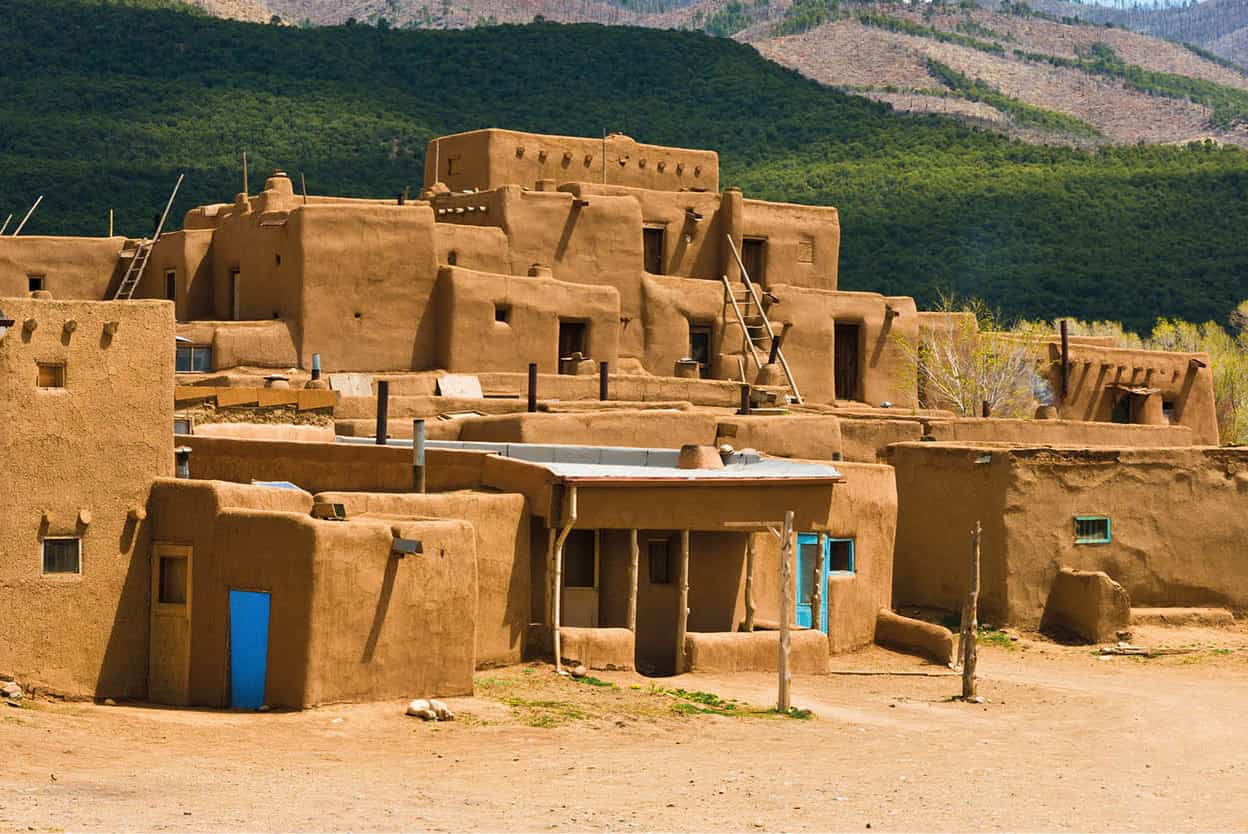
[720, 234, 802, 404]
[112, 174, 184, 301]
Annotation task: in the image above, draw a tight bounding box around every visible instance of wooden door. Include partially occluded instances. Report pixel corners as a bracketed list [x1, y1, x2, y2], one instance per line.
[834, 321, 861, 402]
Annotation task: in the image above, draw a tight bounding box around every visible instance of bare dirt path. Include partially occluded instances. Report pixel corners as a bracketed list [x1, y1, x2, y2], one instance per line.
[3, 625, 1247, 832]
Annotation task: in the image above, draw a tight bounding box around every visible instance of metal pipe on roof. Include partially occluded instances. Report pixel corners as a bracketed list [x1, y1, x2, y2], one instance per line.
[375, 380, 390, 445]
[527, 363, 538, 413]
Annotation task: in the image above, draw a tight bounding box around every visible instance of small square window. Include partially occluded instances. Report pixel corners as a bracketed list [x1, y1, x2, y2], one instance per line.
[173, 418, 191, 435]
[1075, 516, 1111, 545]
[28, 274, 45, 293]
[42, 538, 81, 574]
[159, 555, 188, 605]
[176, 344, 212, 373]
[37, 362, 65, 388]
[648, 538, 672, 584]
[828, 538, 855, 573]
[494, 304, 511, 324]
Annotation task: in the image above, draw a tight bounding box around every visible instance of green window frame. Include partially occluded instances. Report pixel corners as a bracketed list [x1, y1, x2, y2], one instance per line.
[1074, 516, 1111, 545]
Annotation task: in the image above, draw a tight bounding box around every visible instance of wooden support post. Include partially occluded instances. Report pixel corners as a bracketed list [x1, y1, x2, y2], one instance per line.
[960, 521, 982, 700]
[627, 529, 639, 633]
[1060, 319, 1070, 402]
[981, 400, 991, 419]
[813, 531, 827, 633]
[242, 149, 249, 199]
[108, 209, 113, 238]
[744, 535, 756, 632]
[778, 510, 794, 712]
[675, 530, 690, 674]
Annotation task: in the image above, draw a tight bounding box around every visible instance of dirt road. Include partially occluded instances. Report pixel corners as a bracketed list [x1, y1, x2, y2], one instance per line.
[3, 624, 1247, 832]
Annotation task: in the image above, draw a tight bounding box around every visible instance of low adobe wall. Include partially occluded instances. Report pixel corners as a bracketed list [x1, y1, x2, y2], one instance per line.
[925, 418, 1194, 447]
[558, 627, 636, 671]
[192, 422, 335, 442]
[459, 410, 721, 448]
[316, 491, 531, 668]
[684, 630, 829, 674]
[839, 416, 924, 462]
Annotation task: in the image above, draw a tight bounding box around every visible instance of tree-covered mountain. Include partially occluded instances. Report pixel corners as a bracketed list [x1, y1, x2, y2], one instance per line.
[3, 0, 1248, 331]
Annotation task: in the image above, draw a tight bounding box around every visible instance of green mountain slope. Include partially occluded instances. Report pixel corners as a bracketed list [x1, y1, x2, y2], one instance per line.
[3, 0, 1248, 331]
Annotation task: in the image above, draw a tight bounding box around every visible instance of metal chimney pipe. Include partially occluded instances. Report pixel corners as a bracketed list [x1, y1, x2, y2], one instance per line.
[599, 361, 609, 402]
[310, 352, 322, 382]
[174, 446, 191, 479]
[375, 380, 390, 445]
[527, 363, 538, 413]
[413, 418, 426, 494]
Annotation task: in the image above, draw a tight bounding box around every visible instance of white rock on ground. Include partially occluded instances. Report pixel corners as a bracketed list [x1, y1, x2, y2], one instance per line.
[1, 681, 23, 702]
[429, 699, 454, 721]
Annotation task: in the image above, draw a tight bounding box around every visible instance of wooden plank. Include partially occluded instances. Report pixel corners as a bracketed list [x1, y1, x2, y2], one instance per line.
[174, 386, 222, 403]
[257, 389, 299, 408]
[297, 389, 338, 411]
[215, 388, 260, 408]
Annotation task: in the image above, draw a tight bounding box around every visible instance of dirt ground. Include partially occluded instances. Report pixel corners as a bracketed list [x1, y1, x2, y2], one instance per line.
[4, 623, 1248, 832]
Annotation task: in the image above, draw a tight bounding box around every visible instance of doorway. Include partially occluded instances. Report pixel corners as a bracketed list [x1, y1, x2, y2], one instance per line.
[229, 269, 241, 321]
[741, 238, 766, 286]
[795, 534, 825, 632]
[643, 226, 666, 275]
[834, 321, 861, 402]
[228, 589, 270, 709]
[558, 320, 588, 362]
[560, 529, 599, 627]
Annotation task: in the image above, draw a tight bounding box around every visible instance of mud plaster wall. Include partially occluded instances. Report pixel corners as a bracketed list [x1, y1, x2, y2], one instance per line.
[925, 418, 1194, 447]
[1051, 343, 1219, 445]
[741, 198, 840, 292]
[148, 479, 476, 707]
[890, 444, 1012, 624]
[639, 274, 728, 378]
[747, 462, 897, 653]
[0, 298, 174, 698]
[425, 129, 720, 194]
[176, 320, 299, 371]
[435, 266, 620, 373]
[315, 491, 531, 667]
[1001, 447, 1248, 624]
[0, 237, 126, 300]
[143, 229, 214, 320]
[435, 223, 510, 275]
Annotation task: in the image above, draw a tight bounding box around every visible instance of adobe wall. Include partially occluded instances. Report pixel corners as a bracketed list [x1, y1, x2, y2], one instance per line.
[425, 129, 719, 193]
[1051, 342, 1220, 444]
[434, 266, 620, 374]
[747, 462, 897, 653]
[1000, 446, 1248, 624]
[925, 417, 1195, 447]
[458, 410, 722, 448]
[0, 236, 126, 300]
[143, 229, 214, 320]
[741, 198, 840, 292]
[570, 482, 837, 535]
[176, 320, 299, 371]
[0, 298, 174, 698]
[838, 415, 924, 462]
[147, 479, 476, 708]
[435, 222, 510, 275]
[639, 273, 728, 377]
[316, 491, 531, 667]
[890, 443, 1013, 624]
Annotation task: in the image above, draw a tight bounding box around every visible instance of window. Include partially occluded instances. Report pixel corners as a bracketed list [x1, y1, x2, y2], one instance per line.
[173, 418, 191, 435]
[159, 555, 188, 604]
[1111, 395, 1131, 424]
[1163, 400, 1177, 423]
[446, 156, 460, 177]
[643, 226, 665, 274]
[688, 324, 713, 377]
[1075, 516, 1111, 545]
[37, 362, 65, 388]
[446, 250, 458, 266]
[28, 274, 45, 293]
[42, 538, 81, 574]
[648, 538, 672, 584]
[176, 344, 212, 373]
[563, 530, 596, 588]
[828, 539, 855, 574]
[165, 270, 176, 301]
[494, 304, 512, 324]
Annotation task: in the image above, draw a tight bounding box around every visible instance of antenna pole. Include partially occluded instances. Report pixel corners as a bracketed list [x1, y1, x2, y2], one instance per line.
[12, 195, 44, 237]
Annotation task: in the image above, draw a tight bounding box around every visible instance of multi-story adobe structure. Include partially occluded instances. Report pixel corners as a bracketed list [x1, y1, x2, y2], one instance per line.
[0, 128, 1241, 710]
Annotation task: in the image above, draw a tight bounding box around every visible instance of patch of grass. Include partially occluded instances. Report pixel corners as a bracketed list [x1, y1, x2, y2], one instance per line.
[473, 676, 513, 690]
[572, 675, 615, 688]
[772, 706, 815, 720]
[927, 58, 1100, 137]
[977, 628, 1017, 650]
[500, 696, 588, 727]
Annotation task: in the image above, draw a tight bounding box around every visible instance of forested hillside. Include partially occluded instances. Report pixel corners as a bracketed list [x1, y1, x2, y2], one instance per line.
[4, 0, 1248, 330]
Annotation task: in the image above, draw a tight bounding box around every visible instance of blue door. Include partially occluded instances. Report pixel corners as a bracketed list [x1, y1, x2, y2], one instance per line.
[795, 534, 827, 632]
[229, 590, 270, 709]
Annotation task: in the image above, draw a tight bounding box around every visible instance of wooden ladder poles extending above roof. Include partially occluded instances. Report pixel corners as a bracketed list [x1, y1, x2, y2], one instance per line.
[721, 234, 802, 404]
[112, 174, 184, 301]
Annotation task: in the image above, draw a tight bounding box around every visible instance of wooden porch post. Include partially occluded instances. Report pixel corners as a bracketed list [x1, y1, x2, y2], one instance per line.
[813, 531, 827, 633]
[778, 511, 794, 712]
[960, 521, 982, 700]
[675, 530, 690, 674]
[744, 535, 756, 632]
[627, 529, 639, 632]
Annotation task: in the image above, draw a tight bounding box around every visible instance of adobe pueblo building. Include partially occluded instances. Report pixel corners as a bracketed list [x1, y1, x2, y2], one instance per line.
[0, 128, 1241, 709]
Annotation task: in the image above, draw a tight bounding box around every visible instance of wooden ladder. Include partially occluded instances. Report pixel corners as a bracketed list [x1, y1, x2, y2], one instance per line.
[112, 174, 184, 300]
[721, 234, 803, 404]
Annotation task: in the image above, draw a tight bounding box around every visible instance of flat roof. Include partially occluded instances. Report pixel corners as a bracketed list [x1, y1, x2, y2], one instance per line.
[339, 437, 844, 483]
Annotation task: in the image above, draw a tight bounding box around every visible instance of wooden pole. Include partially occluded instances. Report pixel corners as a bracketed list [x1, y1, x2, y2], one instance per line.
[675, 530, 690, 673]
[778, 510, 794, 712]
[242, 149, 249, 198]
[12, 195, 43, 237]
[0, 214, 11, 236]
[960, 521, 982, 700]
[813, 531, 827, 633]
[627, 529, 639, 633]
[744, 535, 756, 632]
[300, 172, 309, 206]
[108, 209, 113, 238]
[545, 528, 556, 626]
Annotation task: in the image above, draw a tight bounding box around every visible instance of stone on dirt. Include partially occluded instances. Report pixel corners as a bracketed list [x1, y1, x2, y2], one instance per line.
[1, 681, 23, 702]
[429, 699, 455, 721]
[570, 664, 587, 678]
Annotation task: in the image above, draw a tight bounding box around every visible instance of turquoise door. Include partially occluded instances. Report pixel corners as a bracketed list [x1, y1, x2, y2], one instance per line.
[795, 534, 828, 632]
[229, 590, 271, 709]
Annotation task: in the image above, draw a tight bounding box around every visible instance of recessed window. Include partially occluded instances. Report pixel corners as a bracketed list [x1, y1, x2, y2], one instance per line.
[494, 304, 511, 324]
[42, 538, 81, 574]
[648, 538, 672, 584]
[28, 274, 45, 293]
[447, 250, 458, 266]
[1163, 400, 1176, 423]
[158, 555, 188, 605]
[689, 324, 713, 377]
[175, 344, 212, 373]
[828, 538, 855, 574]
[1075, 516, 1111, 545]
[643, 226, 665, 274]
[37, 362, 65, 388]
[165, 270, 176, 301]
[446, 156, 460, 177]
[558, 320, 588, 361]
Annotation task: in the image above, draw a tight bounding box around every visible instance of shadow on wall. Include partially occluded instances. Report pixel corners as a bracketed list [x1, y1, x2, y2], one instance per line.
[96, 514, 151, 699]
